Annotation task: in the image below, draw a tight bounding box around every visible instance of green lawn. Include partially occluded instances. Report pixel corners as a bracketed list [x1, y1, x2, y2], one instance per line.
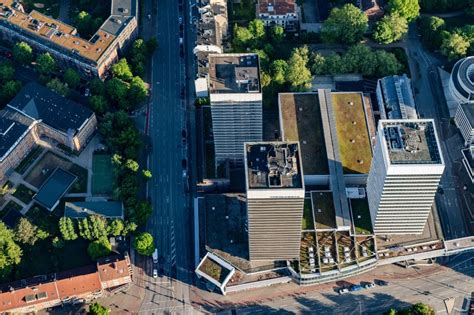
[12, 184, 36, 204]
[302, 199, 314, 230]
[350, 198, 373, 235]
[92, 154, 114, 195]
[15, 146, 44, 175]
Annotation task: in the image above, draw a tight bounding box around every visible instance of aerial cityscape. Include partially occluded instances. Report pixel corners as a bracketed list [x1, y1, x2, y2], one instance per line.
[0, 0, 473, 314]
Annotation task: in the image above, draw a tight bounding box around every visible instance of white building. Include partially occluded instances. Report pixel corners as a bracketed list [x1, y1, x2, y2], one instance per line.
[454, 103, 474, 147]
[377, 74, 418, 120]
[449, 56, 474, 104]
[245, 142, 305, 261]
[367, 120, 445, 235]
[209, 54, 262, 165]
[257, 0, 298, 31]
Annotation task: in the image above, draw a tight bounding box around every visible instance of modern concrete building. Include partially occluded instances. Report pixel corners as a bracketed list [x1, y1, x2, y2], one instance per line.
[454, 102, 474, 147]
[449, 56, 474, 104]
[367, 120, 445, 235]
[209, 54, 262, 165]
[0, 83, 97, 185]
[244, 142, 305, 261]
[0, 0, 138, 78]
[257, 0, 298, 31]
[376, 74, 418, 120]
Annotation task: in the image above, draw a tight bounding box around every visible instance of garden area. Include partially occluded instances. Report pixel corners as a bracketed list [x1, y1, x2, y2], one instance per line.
[12, 184, 36, 204]
[92, 153, 115, 195]
[198, 256, 230, 283]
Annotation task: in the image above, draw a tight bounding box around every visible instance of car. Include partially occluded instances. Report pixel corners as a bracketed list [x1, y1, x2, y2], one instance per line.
[182, 169, 187, 178]
[338, 288, 349, 295]
[374, 279, 389, 286]
[152, 248, 158, 264]
[349, 284, 363, 292]
[182, 158, 187, 169]
[84, 88, 90, 97]
[178, 16, 183, 24]
[152, 269, 158, 278]
[362, 282, 375, 289]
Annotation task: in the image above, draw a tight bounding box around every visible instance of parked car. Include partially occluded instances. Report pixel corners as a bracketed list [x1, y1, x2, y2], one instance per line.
[362, 282, 375, 289]
[338, 287, 349, 295]
[153, 269, 158, 278]
[349, 284, 363, 292]
[374, 279, 389, 286]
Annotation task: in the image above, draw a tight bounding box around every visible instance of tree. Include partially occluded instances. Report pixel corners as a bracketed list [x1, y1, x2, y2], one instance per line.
[64, 69, 80, 89]
[270, 25, 285, 43]
[36, 53, 56, 75]
[133, 232, 155, 256]
[260, 71, 272, 88]
[343, 44, 376, 76]
[46, 78, 69, 96]
[111, 58, 133, 81]
[125, 159, 139, 172]
[286, 46, 312, 91]
[123, 221, 137, 236]
[89, 215, 108, 240]
[373, 13, 408, 44]
[270, 59, 288, 85]
[59, 217, 78, 241]
[142, 169, 152, 180]
[131, 201, 152, 226]
[388, 0, 420, 22]
[324, 53, 347, 74]
[383, 309, 397, 315]
[128, 76, 148, 104]
[88, 302, 109, 315]
[147, 37, 158, 54]
[233, 25, 253, 47]
[373, 50, 403, 76]
[248, 19, 265, 40]
[321, 4, 368, 44]
[111, 153, 123, 166]
[0, 62, 15, 81]
[0, 80, 22, 104]
[89, 95, 109, 115]
[75, 11, 103, 38]
[13, 42, 33, 65]
[107, 219, 124, 236]
[310, 53, 326, 75]
[0, 222, 22, 280]
[90, 78, 106, 95]
[441, 33, 470, 60]
[106, 78, 130, 110]
[15, 218, 39, 246]
[52, 236, 65, 249]
[418, 16, 445, 50]
[87, 237, 112, 260]
[410, 303, 435, 315]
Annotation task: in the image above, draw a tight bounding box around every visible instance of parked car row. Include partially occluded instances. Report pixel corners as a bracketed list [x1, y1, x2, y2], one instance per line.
[338, 279, 388, 295]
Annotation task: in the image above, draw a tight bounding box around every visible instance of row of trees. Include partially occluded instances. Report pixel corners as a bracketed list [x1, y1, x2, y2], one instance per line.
[0, 61, 22, 107]
[0, 222, 22, 280]
[419, 16, 474, 60]
[419, 0, 474, 15]
[384, 302, 435, 315]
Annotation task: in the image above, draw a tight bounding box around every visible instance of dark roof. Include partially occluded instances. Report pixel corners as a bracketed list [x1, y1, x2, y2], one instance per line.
[8, 83, 94, 135]
[0, 107, 34, 160]
[33, 168, 77, 210]
[64, 201, 124, 219]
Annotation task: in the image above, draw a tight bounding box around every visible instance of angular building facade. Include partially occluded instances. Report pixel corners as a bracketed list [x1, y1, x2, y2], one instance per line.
[209, 54, 262, 166]
[367, 120, 444, 235]
[244, 142, 304, 261]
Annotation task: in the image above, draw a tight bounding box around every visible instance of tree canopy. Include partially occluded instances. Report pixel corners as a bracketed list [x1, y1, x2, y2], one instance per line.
[373, 13, 408, 44]
[64, 69, 81, 89]
[111, 58, 133, 82]
[441, 33, 470, 60]
[387, 0, 420, 22]
[59, 217, 78, 241]
[133, 232, 155, 256]
[36, 53, 56, 75]
[88, 302, 110, 315]
[321, 4, 368, 44]
[0, 62, 15, 82]
[87, 237, 112, 260]
[286, 46, 312, 91]
[0, 222, 22, 280]
[13, 42, 33, 65]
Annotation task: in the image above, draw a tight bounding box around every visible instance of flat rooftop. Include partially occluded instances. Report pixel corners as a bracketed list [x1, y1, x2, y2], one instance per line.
[245, 142, 303, 189]
[331, 92, 372, 174]
[379, 74, 417, 120]
[208, 54, 260, 94]
[8, 83, 94, 135]
[311, 191, 336, 230]
[381, 120, 443, 164]
[279, 93, 329, 175]
[0, 107, 34, 161]
[33, 168, 77, 210]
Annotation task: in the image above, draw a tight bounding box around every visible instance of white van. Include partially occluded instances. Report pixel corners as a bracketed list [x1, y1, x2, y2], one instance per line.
[152, 248, 158, 264]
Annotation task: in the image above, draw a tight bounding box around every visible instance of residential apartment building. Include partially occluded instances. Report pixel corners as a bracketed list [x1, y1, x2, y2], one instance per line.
[0, 0, 138, 78]
[0, 83, 97, 185]
[367, 120, 445, 235]
[449, 56, 474, 104]
[257, 0, 298, 31]
[244, 142, 305, 261]
[209, 54, 262, 165]
[377, 74, 418, 120]
[454, 102, 474, 147]
[0, 255, 132, 314]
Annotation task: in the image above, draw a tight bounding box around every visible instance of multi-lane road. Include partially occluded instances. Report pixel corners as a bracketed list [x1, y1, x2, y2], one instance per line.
[137, 0, 197, 313]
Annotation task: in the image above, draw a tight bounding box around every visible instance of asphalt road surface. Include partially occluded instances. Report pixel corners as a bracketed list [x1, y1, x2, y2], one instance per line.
[138, 0, 197, 313]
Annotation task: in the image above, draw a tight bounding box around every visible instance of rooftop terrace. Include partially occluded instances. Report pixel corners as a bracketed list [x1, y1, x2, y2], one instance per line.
[381, 120, 443, 164]
[279, 93, 329, 175]
[331, 92, 372, 174]
[208, 54, 260, 94]
[245, 142, 303, 189]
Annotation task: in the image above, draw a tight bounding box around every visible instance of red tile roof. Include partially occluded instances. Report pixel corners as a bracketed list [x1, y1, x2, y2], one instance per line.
[258, 0, 296, 15]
